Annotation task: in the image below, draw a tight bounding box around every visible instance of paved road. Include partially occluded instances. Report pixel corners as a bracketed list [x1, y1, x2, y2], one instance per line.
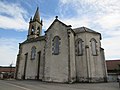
[0, 80, 119, 90]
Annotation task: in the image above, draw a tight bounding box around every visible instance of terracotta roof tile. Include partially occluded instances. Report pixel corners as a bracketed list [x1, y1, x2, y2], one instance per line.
[106, 60, 120, 70]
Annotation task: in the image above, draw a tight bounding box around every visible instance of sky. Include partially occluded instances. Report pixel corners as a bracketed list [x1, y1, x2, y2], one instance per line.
[0, 0, 120, 66]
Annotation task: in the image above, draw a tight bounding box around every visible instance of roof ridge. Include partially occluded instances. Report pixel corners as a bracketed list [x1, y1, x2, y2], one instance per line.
[45, 17, 69, 33]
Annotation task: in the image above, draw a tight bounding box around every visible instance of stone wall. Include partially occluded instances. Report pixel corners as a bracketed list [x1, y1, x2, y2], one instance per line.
[75, 31, 107, 82]
[44, 20, 69, 83]
[68, 29, 76, 83]
[75, 32, 88, 82]
[17, 40, 45, 80]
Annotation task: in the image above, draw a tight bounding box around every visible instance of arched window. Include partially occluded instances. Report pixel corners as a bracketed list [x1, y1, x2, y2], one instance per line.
[90, 38, 97, 56]
[31, 26, 34, 35]
[31, 46, 36, 60]
[37, 27, 40, 36]
[52, 36, 60, 55]
[75, 38, 83, 56]
[37, 27, 40, 31]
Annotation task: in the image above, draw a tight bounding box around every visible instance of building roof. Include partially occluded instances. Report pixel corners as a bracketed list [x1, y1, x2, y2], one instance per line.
[45, 17, 69, 33]
[21, 36, 45, 44]
[0, 66, 15, 73]
[73, 27, 100, 34]
[73, 27, 102, 39]
[45, 18, 101, 39]
[106, 60, 120, 71]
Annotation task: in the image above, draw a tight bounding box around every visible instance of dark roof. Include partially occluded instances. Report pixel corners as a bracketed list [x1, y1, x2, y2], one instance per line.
[0, 67, 15, 72]
[73, 27, 101, 39]
[21, 36, 45, 44]
[45, 18, 101, 38]
[73, 27, 100, 34]
[106, 60, 120, 70]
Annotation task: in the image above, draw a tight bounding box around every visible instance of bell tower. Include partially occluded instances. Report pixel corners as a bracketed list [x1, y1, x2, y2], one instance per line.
[27, 7, 43, 39]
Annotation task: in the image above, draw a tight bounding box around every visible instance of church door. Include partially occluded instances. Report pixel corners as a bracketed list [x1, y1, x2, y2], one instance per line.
[23, 53, 28, 80]
[37, 51, 41, 80]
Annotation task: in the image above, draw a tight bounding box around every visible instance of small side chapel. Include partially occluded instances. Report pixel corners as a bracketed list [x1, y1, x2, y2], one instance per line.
[15, 7, 107, 83]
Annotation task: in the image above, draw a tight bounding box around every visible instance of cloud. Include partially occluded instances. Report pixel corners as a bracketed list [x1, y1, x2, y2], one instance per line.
[58, 0, 120, 60]
[42, 17, 54, 30]
[101, 35, 120, 60]
[96, 13, 120, 29]
[0, 38, 22, 66]
[62, 16, 90, 28]
[0, 1, 28, 31]
[59, 0, 120, 28]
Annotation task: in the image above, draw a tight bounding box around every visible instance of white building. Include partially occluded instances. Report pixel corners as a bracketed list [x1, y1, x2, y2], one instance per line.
[15, 7, 107, 83]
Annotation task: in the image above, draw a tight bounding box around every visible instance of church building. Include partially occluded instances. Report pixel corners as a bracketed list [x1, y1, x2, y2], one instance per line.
[15, 7, 107, 83]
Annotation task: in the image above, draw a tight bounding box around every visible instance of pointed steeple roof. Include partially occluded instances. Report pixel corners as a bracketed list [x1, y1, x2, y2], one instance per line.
[33, 7, 40, 22]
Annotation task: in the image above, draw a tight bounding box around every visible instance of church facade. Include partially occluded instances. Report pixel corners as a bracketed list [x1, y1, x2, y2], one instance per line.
[15, 8, 107, 83]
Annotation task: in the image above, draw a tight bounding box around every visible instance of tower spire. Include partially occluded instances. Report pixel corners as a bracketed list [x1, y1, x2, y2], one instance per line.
[33, 7, 40, 22]
[27, 7, 42, 39]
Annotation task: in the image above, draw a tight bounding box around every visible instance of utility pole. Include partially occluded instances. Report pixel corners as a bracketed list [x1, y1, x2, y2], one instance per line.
[118, 64, 120, 88]
[9, 63, 12, 79]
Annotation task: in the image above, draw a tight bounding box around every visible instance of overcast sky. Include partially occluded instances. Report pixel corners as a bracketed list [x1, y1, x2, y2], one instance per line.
[0, 0, 120, 66]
